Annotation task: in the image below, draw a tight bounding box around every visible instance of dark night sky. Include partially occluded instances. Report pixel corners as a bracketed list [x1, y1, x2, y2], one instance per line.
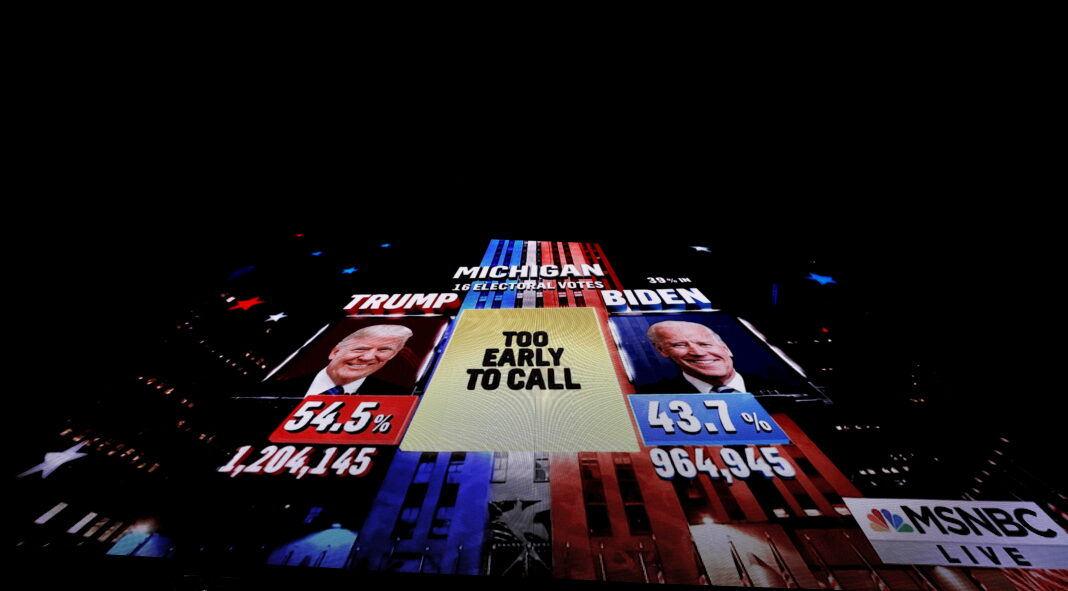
[29, 154, 1044, 409]
[14, 107, 1061, 591]
[13, 39, 1061, 590]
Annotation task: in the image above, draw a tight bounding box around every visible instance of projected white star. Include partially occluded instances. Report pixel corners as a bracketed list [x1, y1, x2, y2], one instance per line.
[691, 246, 711, 252]
[267, 312, 288, 322]
[17, 442, 89, 479]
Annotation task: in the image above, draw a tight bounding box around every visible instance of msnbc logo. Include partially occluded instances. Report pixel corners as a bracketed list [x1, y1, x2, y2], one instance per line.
[868, 509, 915, 533]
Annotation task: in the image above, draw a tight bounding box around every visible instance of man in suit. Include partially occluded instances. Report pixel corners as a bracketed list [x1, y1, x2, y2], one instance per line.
[304, 324, 414, 397]
[637, 320, 793, 396]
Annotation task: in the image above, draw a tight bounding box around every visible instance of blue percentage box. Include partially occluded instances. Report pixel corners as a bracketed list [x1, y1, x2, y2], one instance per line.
[628, 393, 791, 446]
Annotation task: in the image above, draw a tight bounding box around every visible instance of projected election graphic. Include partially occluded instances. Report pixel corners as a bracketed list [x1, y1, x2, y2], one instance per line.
[402, 307, 639, 452]
[647, 445, 798, 483]
[629, 393, 790, 446]
[843, 498, 1068, 569]
[248, 316, 451, 399]
[217, 445, 378, 479]
[17, 235, 1065, 591]
[269, 395, 419, 445]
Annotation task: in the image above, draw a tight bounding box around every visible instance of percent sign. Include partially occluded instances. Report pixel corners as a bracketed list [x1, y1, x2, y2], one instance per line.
[371, 414, 393, 434]
[740, 412, 773, 433]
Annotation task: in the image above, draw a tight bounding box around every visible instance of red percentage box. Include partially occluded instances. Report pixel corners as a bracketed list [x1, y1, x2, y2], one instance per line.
[269, 395, 419, 445]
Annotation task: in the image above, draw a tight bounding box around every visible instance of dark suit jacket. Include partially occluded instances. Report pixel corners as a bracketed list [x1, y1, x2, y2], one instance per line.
[328, 374, 412, 396]
[636, 372, 802, 398]
[248, 372, 413, 399]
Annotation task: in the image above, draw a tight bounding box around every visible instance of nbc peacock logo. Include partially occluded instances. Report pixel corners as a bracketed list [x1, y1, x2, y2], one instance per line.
[867, 509, 914, 533]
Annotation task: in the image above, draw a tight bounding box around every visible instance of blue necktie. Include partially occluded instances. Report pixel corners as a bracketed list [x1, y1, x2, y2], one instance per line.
[321, 385, 346, 395]
[714, 386, 739, 393]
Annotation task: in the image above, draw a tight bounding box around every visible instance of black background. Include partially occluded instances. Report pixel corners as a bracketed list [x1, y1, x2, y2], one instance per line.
[24, 145, 1055, 483]
[14, 71, 1059, 588]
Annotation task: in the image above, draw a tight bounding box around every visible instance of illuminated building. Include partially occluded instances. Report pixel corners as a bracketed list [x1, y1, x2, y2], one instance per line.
[354, 451, 491, 574]
[15, 230, 1065, 589]
[486, 451, 553, 577]
[546, 415, 861, 585]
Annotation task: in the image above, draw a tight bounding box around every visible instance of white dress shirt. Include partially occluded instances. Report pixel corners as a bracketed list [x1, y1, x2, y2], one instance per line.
[682, 371, 747, 394]
[305, 368, 366, 397]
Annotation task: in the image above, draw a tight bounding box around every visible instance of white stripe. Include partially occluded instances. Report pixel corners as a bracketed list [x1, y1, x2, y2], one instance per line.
[34, 502, 68, 525]
[263, 323, 331, 382]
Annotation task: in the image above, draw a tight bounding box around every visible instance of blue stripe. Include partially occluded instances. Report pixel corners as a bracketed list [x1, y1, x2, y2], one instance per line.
[501, 239, 524, 309]
[461, 240, 500, 310]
